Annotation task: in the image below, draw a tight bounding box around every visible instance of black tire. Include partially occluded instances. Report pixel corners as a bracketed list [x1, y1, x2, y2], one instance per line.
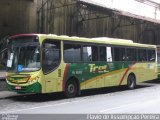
[65, 80, 78, 98]
[127, 74, 136, 90]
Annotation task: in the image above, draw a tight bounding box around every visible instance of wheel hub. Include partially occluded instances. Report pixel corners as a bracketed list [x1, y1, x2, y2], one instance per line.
[67, 84, 75, 94]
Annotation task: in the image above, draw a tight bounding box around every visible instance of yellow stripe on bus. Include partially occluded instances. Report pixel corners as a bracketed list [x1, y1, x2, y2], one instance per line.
[80, 68, 127, 87]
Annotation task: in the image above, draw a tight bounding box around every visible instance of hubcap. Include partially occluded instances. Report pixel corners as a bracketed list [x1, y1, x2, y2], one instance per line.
[67, 84, 75, 94]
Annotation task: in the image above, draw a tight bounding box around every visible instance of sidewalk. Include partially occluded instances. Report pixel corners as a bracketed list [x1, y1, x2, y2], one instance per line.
[0, 80, 19, 99]
[0, 91, 18, 99]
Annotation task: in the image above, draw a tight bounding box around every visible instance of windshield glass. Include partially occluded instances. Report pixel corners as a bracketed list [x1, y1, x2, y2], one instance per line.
[7, 45, 40, 72]
[7, 35, 41, 72]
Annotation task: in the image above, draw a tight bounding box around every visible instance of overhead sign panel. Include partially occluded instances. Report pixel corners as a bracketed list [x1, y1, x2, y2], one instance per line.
[79, 0, 160, 23]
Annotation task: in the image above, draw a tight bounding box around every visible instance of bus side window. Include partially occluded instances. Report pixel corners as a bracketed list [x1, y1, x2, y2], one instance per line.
[114, 47, 126, 61]
[106, 47, 113, 62]
[82, 46, 92, 61]
[64, 43, 81, 62]
[148, 49, 155, 62]
[99, 46, 106, 61]
[42, 40, 61, 73]
[138, 49, 147, 62]
[92, 46, 98, 61]
[126, 48, 137, 61]
[82, 45, 98, 62]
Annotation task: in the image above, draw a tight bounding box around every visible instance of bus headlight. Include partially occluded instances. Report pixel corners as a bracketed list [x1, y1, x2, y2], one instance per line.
[28, 76, 39, 84]
[6, 79, 10, 84]
[6, 77, 13, 84]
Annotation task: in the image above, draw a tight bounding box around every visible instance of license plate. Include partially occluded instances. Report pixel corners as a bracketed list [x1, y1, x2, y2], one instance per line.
[15, 86, 21, 90]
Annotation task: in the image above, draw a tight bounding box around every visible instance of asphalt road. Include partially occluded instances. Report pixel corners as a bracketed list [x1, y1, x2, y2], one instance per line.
[0, 80, 160, 115]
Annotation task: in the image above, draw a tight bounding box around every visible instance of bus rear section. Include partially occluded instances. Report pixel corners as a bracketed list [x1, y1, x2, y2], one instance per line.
[157, 45, 160, 79]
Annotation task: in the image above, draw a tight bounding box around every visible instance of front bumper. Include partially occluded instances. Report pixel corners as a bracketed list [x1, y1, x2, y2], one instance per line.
[7, 82, 42, 94]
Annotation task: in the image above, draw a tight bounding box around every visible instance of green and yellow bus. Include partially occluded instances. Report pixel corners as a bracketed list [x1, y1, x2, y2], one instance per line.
[6, 34, 157, 97]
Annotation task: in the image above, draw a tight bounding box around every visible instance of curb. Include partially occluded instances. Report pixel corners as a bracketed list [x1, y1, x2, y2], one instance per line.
[0, 80, 7, 91]
[0, 91, 20, 100]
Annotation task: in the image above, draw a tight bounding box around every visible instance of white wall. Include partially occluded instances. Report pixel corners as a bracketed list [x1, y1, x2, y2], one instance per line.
[79, 0, 160, 23]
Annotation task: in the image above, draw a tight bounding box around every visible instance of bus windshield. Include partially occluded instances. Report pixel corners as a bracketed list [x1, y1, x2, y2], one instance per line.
[7, 44, 40, 72]
[7, 36, 41, 72]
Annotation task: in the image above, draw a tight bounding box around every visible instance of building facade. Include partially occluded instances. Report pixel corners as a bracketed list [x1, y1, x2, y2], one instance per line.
[37, 0, 160, 44]
[0, 0, 37, 39]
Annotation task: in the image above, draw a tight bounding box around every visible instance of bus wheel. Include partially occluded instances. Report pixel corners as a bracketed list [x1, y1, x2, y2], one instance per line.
[127, 74, 136, 90]
[65, 80, 78, 98]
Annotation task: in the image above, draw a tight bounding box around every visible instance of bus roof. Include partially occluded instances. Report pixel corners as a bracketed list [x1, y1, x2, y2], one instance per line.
[8, 34, 37, 39]
[9, 34, 156, 49]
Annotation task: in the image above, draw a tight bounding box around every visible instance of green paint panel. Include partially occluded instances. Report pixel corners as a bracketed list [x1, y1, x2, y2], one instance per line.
[65, 62, 131, 83]
[7, 82, 42, 93]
